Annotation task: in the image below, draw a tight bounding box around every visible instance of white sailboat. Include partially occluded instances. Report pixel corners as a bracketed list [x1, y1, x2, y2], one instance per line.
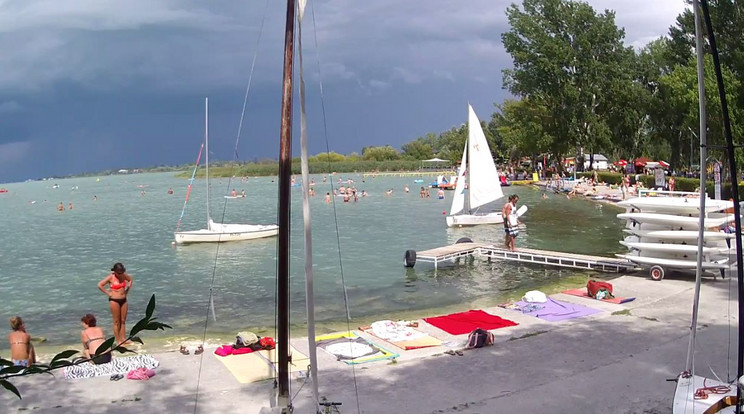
[446, 104, 509, 227]
[174, 98, 279, 244]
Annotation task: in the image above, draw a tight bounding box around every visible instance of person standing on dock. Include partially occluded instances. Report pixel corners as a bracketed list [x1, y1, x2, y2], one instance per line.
[502, 195, 520, 251]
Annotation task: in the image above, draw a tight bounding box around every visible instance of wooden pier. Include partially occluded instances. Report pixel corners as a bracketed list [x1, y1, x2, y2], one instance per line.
[405, 242, 635, 273]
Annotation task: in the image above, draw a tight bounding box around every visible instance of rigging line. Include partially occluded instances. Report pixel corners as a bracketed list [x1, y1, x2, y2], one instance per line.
[310, 2, 363, 413]
[216, 0, 272, 229]
[700, 1, 744, 411]
[233, 0, 272, 161]
[192, 1, 273, 410]
[175, 143, 204, 233]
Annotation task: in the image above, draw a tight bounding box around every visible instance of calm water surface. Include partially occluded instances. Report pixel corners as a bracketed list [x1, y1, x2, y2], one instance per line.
[0, 172, 625, 353]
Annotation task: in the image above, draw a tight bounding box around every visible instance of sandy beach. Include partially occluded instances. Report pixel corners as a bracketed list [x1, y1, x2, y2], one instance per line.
[1, 271, 737, 414]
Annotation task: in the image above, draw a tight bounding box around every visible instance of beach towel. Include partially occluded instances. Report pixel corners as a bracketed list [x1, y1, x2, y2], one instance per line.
[63, 355, 159, 379]
[213, 345, 308, 383]
[511, 298, 602, 322]
[562, 288, 635, 304]
[359, 321, 442, 350]
[423, 310, 518, 335]
[316, 332, 398, 364]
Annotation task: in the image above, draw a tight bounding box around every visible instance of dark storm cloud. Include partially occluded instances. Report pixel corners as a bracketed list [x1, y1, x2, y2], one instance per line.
[0, 0, 686, 182]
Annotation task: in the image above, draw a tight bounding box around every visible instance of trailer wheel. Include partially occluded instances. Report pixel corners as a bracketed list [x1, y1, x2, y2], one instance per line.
[650, 265, 665, 281]
[456, 237, 473, 244]
[404, 250, 417, 267]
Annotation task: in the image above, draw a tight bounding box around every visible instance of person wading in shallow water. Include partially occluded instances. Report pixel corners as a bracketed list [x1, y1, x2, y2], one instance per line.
[502, 194, 521, 251]
[97, 262, 133, 346]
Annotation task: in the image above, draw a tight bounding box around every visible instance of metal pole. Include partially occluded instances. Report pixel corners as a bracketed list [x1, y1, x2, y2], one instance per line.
[685, 0, 707, 377]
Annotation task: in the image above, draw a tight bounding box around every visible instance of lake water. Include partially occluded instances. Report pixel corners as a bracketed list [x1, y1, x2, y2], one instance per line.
[0, 172, 625, 354]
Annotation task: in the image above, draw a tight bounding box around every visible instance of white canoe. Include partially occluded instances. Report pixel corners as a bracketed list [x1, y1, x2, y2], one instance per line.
[618, 212, 736, 230]
[618, 197, 732, 214]
[623, 229, 734, 241]
[616, 254, 729, 270]
[620, 241, 730, 256]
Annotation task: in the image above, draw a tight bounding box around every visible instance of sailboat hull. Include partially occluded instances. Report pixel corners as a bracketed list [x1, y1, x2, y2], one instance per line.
[174, 224, 279, 243]
[446, 212, 503, 227]
[673, 374, 737, 413]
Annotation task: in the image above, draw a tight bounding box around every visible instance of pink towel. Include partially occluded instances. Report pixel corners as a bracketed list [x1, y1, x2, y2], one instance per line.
[214, 345, 234, 357]
[127, 367, 156, 380]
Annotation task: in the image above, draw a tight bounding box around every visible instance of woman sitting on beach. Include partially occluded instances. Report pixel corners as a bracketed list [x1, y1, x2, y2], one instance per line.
[8, 316, 36, 367]
[80, 313, 111, 365]
[97, 262, 133, 346]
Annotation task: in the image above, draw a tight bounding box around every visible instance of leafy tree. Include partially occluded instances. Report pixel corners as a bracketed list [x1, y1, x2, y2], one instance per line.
[1, 295, 170, 399]
[361, 145, 401, 161]
[659, 55, 742, 167]
[400, 138, 435, 160]
[502, 0, 632, 170]
[309, 151, 347, 163]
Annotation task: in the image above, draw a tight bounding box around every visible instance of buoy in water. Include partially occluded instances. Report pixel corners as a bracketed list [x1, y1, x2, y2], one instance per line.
[442, 211, 446, 215]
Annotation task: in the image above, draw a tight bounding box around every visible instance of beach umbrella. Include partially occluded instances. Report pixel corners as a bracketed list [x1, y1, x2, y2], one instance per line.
[616, 159, 628, 166]
[658, 160, 669, 168]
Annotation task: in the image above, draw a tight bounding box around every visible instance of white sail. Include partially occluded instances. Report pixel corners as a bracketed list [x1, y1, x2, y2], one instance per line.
[449, 141, 467, 215]
[467, 104, 502, 210]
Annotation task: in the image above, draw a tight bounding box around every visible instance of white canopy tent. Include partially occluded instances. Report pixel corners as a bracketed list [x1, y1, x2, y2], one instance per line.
[420, 158, 450, 170]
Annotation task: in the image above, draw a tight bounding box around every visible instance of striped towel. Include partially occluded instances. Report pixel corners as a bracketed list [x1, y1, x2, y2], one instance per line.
[63, 354, 159, 379]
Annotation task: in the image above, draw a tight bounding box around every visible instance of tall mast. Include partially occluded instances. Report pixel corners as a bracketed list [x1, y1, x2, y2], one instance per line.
[205, 97, 211, 227]
[276, 0, 296, 408]
[685, 0, 707, 374]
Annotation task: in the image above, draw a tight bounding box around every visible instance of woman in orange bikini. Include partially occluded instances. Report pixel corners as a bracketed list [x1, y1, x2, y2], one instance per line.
[80, 313, 111, 364]
[97, 262, 133, 346]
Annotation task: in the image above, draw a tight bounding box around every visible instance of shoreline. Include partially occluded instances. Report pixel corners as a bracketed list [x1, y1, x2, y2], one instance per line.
[2, 273, 734, 413]
[24, 273, 595, 362]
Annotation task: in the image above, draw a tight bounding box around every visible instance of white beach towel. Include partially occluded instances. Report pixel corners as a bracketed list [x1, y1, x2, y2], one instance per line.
[63, 354, 159, 379]
[370, 320, 426, 343]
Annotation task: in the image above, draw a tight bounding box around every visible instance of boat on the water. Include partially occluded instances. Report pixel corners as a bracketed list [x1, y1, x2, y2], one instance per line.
[174, 98, 278, 244]
[445, 104, 524, 227]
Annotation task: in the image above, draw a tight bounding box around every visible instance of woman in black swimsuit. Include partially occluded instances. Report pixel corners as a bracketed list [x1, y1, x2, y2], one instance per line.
[97, 262, 133, 346]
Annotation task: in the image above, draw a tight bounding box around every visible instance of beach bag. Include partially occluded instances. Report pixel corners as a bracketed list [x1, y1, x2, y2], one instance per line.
[587, 280, 614, 299]
[259, 337, 276, 350]
[523, 290, 547, 303]
[466, 328, 494, 349]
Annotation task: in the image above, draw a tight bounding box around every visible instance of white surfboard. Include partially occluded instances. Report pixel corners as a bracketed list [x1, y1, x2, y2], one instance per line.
[622, 229, 734, 241]
[618, 197, 732, 214]
[620, 241, 730, 255]
[616, 254, 729, 270]
[617, 212, 735, 230]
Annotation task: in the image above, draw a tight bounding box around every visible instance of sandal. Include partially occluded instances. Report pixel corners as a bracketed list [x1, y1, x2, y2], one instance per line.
[444, 350, 456, 356]
[194, 345, 204, 355]
[110, 373, 124, 381]
[455, 350, 464, 356]
[180, 345, 190, 355]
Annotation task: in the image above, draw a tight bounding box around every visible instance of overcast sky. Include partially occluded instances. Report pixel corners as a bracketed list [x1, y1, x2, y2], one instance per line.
[0, 0, 687, 183]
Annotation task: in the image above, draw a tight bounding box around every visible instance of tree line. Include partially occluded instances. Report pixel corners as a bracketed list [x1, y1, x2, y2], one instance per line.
[332, 0, 744, 175]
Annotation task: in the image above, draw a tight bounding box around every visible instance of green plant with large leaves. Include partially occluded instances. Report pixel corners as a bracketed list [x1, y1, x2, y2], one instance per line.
[0, 295, 171, 399]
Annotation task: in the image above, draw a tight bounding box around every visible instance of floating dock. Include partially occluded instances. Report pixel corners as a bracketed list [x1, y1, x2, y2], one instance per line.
[405, 242, 635, 273]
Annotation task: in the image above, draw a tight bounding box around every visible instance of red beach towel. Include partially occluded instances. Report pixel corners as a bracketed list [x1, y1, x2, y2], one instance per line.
[423, 309, 518, 335]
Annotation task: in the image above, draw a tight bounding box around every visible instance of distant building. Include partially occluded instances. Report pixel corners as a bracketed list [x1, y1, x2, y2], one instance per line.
[584, 154, 608, 171]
